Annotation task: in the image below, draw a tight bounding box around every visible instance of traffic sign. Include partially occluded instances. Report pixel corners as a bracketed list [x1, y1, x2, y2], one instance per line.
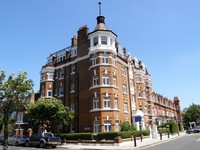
[135, 116, 141, 122]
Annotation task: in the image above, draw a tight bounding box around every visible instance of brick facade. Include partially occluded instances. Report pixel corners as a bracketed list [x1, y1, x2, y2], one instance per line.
[39, 11, 182, 134]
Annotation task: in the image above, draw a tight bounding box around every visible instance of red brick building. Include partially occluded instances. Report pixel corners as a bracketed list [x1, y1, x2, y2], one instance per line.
[39, 6, 182, 134]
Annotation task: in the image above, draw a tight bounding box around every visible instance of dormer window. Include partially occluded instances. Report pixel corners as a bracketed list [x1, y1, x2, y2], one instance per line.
[93, 37, 98, 46]
[101, 36, 107, 45]
[57, 53, 66, 63]
[47, 58, 52, 65]
[71, 48, 77, 57]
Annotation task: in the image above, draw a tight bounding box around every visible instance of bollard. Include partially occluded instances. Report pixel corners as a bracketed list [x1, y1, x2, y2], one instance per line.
[134, 136, 137, 147]
[160, 133, 162, 140]
[168, 132, 170, 138]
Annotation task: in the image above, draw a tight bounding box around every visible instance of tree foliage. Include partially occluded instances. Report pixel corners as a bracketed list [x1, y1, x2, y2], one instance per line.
[27, 97, 74, 132]
[0, 70, 33, 150]
[120, 121, 136, 131]
[182, 103, 200, 127]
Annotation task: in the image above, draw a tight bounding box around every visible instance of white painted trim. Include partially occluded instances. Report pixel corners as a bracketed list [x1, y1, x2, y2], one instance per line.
[89, 108, 120, 113]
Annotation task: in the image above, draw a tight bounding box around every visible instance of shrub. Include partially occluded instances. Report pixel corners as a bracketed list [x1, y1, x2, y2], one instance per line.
[60, 133, 93, 140]
[132, 130, 142, 137]
[118, 131, 133, 139]
[179, 123, 184, 131]
[97, 132, 119, 140]
[158, 128, 169, 134]
[164, 122, 178, 134]
[120, 121, 136, 131]
[142, 130, 150, 136]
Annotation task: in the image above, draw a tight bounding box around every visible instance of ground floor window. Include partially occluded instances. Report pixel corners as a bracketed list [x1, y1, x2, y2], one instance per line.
[94, 121, 100, 134]
[70, 122, 74, 133]
[115, 120, 119, 132]
[104, 120, 112, 132]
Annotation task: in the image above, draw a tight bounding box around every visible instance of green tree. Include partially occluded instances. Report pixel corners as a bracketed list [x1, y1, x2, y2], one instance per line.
[0, 70, 33, 150]
[120, 121, 136, 131]
[27, 97, 74, 132]
[182, 103, 200, 128]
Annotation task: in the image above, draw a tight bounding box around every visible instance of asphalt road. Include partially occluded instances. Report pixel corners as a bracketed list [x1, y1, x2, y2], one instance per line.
[139, 133, 200, 150]
[0, 146, 59, 150]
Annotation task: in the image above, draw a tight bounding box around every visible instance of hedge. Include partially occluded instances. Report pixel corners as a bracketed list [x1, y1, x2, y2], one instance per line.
[119, 131, 133, 139]
[163, 122, 178, 134]
[97, 132, 119, 140]
[132, 130, 150, 137]
[61, 130, 151, 141]
[142, 130, 150, 136]
[158, 128, 170, 134]
[60, 133, 93, 140]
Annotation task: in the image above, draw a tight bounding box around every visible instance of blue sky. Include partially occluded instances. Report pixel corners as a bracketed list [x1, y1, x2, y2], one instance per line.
[1, 0, 200, 110]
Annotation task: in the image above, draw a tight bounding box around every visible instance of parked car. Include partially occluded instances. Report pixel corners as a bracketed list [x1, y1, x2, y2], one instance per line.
[193, 126, 200, 133]
[187, 128, 195, 134]
[25, 132, 61, 148]
[0, 135, 4, 145]
[8, 135, 28, 146]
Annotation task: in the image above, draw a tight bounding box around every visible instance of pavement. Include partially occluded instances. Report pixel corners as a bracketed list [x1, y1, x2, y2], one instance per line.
[58, 132, 186, 149]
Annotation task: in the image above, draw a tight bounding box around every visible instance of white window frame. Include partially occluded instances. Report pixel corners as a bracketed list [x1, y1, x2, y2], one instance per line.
[47, 58, 52, 65]
[101, 36, 107, 45]
[71, 65, 75, 74]
[71, 48, 77, 57]
[93, 75, 99, 86]
[47, 88, 53, 97]
[102, 54, 108, 64]
[93, 36, 98, 46]
[122, 84, 127, 94]
[60, 70, 64, 79]
[110, 38, 113, 46]
[124, 102, 128, 113]
[48, 73, 54, 80]
[94, 121, 100, 134]
[114, 99, 118, 109]
[121, 67, 125, 76]
[92, 55, 98, 65]
[41, 74, 45, 81]
[103, 97, 110, 108]
[93, 97, 99, 109]
[17, 112, 23, 122]
[115, 120, 119, 132]
[104, 120, 112, 132]
[102, 75, 110, 85]
[113, 76, 117, 86]
[70, 83, 75, 93]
